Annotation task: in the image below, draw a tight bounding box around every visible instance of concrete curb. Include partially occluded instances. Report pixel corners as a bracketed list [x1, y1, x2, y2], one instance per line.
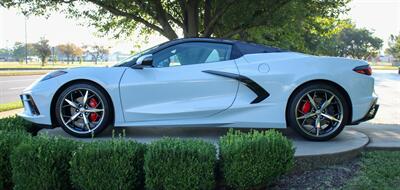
[290, 129, 370, 171]
[39, 127, 370, 171]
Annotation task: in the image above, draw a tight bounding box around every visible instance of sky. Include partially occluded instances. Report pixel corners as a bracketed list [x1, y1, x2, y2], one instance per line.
[1, 0, 399, 54]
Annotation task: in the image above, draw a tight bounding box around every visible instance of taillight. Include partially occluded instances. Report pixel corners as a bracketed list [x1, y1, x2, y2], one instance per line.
[353, 65, 372, 76]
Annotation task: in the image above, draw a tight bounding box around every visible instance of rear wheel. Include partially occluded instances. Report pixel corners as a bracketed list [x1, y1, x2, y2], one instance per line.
[287, 83, 349, 141]
[55, 83, 111, 138]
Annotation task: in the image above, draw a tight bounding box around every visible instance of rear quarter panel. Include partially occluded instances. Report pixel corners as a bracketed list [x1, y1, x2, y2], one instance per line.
[228, 52, 373, 126]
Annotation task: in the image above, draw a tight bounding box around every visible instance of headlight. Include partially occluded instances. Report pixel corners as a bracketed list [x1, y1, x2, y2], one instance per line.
[40, 70, 67, 82]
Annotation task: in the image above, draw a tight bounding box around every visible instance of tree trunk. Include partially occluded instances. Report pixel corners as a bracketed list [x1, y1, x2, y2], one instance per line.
[41, 57, 45, 67]
[185, 0, 199, 37]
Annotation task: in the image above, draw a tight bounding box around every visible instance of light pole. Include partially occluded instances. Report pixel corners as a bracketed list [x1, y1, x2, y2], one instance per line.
[52, 46, 55, 65]
[24, 16, 28, 64]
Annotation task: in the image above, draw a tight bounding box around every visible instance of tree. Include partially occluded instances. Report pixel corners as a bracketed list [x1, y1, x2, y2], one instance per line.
[83, 45, 110, 64]
[33, 37, 51, 66]
[385, 33, 400, 60]
[12, 42, 36, 63]
[56, 43, 83, 64]
[0, 0, 350, 40]
[241, 17, 352, 54]
[334, 27, 383, 59]
[0, 48, 12, 60]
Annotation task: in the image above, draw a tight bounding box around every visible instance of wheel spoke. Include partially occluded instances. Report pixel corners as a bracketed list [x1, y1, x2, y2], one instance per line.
[65, 99, 78, 108]
[84, 108, 104, 113]
[82, 115, 92, 132]
[306, 93, 318, 109]
[315, 116, 321, 136]
[83, 90, 89, 105]
[65, 112, 80, 125]
[297, 112, 317, 120]
[321, 113, 340, 122]
[321, 95, 335, 110]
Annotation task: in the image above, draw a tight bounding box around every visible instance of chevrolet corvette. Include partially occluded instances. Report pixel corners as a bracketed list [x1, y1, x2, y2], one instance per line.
[19, 38, 379, 141]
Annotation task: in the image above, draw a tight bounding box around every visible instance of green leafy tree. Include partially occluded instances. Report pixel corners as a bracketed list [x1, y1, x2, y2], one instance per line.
[0, 0, 350, 40]
[33, 37, 51, 66]
[242, 17, 352, 54]
[385, 33, 400, 60]
[0, 48, 12, 60]
[334, 27, 383, 59]
[12, 42, 36, 63]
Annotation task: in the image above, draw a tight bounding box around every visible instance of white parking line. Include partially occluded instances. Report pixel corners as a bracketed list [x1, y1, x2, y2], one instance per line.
[0, 79, 36, 83]
[9, 87, 26, 90]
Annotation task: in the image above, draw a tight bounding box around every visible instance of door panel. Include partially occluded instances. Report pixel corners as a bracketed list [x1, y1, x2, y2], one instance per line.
[119, 60, 239, 122]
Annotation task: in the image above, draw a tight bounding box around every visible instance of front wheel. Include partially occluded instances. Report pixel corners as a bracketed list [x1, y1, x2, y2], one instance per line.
[287, 83, 349, 141]
[55, 83, 112, 138]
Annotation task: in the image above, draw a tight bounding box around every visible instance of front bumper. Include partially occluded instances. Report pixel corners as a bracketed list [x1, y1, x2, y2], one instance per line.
[350, 98, 379, 125]
[18, 93, 53, 127]
[20, 94, 40, 116]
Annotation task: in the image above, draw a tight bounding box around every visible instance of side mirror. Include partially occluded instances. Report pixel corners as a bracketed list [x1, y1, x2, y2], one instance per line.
[133, 54, 153, 69]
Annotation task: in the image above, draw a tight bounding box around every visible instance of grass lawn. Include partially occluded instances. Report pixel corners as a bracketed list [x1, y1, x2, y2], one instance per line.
[0, 101, 23, 112]
[0, 61, 113, 69]
[371, 65, 399, 70]
[0, 70, 49, 76]
[343, 151, 400, 189]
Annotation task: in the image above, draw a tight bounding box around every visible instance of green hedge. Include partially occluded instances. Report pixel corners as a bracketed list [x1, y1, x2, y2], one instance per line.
[10, 136, 76, 190]
[0, 116, 36, 134]
[70, 140, 146, 190]
[219, 129, 295, 189]
[144, 138, 217, 190]
[0, 131, 30, 190]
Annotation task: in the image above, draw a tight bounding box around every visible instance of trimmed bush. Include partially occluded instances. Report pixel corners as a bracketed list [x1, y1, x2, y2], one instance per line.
[219, 129, 295, 189]
[70, 140, 146, 190]
[0, 131, 30, 190]
[10, 136, 76, 190]
[145, 138, 217, 190]
[0, 115, 36, 134]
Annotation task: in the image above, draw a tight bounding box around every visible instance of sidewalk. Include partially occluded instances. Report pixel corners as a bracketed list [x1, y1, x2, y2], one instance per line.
[349, 123, 400, 150]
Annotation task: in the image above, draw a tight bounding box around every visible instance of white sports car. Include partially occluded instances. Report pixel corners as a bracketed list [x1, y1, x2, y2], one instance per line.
[19, 38, 379, 141]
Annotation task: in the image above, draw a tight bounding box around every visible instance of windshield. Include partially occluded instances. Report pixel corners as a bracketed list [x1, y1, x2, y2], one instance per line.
[112, 44, 160, 67]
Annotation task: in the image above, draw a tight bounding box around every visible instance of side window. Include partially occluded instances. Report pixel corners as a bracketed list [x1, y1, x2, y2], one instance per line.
[152, 42, 232, 68]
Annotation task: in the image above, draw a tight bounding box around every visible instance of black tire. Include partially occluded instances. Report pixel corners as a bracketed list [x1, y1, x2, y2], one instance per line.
[55, 83, 112, 138]
[287, 83, 349, 141]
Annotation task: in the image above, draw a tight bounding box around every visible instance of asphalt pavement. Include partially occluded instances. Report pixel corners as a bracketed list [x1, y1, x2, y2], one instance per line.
[0, 75, 42, 104]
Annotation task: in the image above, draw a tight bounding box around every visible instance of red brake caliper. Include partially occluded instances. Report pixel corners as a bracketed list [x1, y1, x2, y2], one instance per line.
[302, 100, 311, 113]
[88, 98, 99, 122]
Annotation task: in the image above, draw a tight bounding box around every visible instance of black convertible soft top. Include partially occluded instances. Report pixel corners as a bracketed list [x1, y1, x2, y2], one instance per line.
[116, 38, 286, 67]
[155, 38, 286, 59]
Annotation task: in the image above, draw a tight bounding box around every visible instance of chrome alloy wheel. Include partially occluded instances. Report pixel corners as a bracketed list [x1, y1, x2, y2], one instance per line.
[59, 88, 105, 134]
[295, 89, 344, 138]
